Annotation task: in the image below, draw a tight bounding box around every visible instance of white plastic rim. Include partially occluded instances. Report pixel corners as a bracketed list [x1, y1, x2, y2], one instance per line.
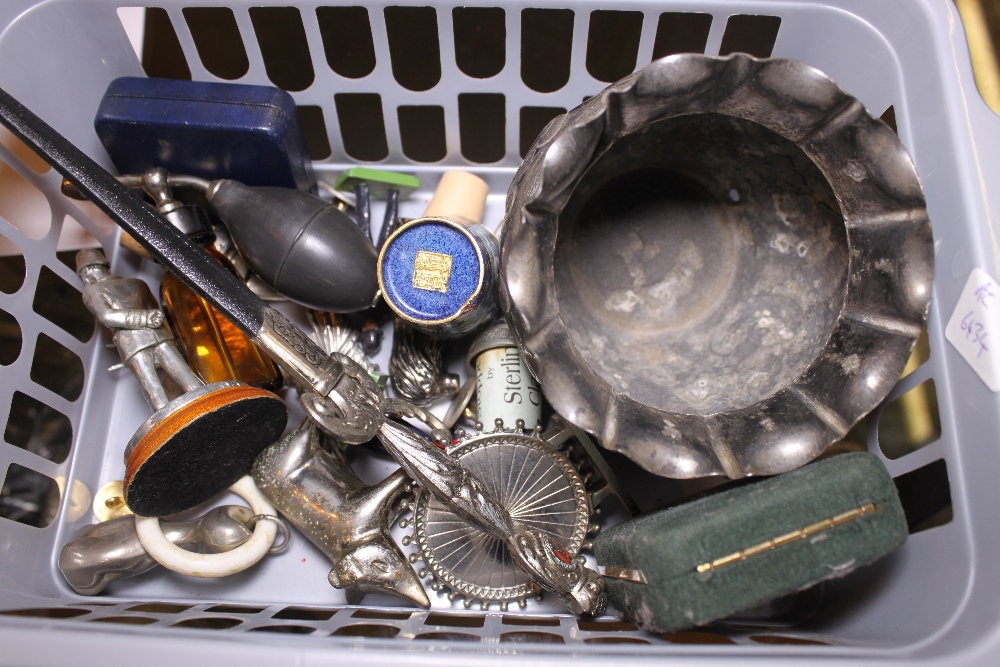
[135, 475, 277, 578]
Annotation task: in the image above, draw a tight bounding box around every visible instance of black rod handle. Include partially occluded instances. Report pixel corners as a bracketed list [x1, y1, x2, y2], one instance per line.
[0, 86, 265, 336]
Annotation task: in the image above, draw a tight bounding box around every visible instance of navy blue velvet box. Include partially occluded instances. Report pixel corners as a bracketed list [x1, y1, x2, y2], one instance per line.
[94, 77, 315, 192]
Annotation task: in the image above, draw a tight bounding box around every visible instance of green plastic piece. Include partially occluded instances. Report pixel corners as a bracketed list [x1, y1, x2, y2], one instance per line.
[333, 167, 421, 199]
[594, 452, 908, 632]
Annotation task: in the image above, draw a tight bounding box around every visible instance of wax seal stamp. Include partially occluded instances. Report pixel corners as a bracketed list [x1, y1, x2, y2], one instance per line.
[378, 171, 499, 337]
[76, 248, 287, 517]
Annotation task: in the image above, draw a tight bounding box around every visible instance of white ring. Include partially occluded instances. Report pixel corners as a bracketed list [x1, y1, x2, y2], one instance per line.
[246, 514, 292, 554]
[135, 476, 278, 578]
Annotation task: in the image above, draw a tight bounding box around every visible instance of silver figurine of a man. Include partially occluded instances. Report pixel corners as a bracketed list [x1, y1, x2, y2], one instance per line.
[76, 248, 202, 410]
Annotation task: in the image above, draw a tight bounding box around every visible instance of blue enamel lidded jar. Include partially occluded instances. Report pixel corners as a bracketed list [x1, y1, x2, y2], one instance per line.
[378, 215, 499, 337]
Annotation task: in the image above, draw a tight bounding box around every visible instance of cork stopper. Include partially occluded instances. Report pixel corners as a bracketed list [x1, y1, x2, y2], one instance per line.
[423, 171, 489, 222]
[119, 231, 153, 260]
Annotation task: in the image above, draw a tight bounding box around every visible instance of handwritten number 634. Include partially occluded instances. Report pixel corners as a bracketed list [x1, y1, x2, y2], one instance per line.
[961, 310, 990, 358]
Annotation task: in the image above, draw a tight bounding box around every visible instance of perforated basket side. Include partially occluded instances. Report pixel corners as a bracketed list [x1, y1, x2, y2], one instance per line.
[0, 0, 996, 664]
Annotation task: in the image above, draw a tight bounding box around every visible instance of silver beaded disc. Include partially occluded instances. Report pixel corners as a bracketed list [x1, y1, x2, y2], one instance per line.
[411, 428, 591, 605]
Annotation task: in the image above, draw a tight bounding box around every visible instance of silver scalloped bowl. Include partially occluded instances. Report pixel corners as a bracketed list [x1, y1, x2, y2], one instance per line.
[500, 54, 933, 479]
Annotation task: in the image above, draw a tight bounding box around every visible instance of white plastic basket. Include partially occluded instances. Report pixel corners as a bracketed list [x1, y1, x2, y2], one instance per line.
[0, 0, 998, 664]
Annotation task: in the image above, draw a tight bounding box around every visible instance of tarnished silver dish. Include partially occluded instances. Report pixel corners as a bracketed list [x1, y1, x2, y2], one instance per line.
[500, 54, 933, 479]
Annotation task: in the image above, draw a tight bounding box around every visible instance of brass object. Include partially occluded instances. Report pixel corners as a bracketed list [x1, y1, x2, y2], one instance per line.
[412, 250, 453, 293]
[695, 503, 877, 574]
[129, 170, 282, 392]
[604, 566, 647, 584]
[93, 480, 130, 522]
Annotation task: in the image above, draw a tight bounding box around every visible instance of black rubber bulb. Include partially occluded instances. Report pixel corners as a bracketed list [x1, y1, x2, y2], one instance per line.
[208, 180, 379, 312]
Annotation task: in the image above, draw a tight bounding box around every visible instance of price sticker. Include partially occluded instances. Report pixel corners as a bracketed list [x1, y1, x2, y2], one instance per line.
[946, 268, 1000, 391]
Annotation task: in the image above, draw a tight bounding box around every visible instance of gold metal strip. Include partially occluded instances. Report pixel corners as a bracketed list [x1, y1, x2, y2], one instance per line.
[695, 503, 876, 574]
[604, 566, 648, 584]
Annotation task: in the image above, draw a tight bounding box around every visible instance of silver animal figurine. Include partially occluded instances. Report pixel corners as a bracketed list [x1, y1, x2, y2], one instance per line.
[76, 248, 202, 410]
[379, 400, 607, 616]
[389, 321, 459, 405]
[252, 419, 429, 608]
[59, 506, 255, 595]
[278, 339, 604, 614]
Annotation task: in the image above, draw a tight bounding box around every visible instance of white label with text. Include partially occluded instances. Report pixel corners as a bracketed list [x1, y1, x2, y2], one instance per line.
[946, 268, 1000, 391]
[475, 346, 543, 430]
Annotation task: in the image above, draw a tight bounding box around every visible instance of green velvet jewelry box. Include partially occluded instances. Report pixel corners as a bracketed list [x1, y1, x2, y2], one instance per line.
[593, 452, 907, 632]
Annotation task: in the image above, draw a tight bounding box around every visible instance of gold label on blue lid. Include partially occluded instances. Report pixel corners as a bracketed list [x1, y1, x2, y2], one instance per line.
[412, 250, 453, 293]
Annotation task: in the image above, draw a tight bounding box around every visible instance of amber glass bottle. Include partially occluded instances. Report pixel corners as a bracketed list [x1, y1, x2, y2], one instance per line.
[121, 168, 282, 391]
[161, 242, 282, 391]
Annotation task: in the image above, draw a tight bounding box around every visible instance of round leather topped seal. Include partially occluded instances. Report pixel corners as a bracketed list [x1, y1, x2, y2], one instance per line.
[123, 382, 287, 517]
